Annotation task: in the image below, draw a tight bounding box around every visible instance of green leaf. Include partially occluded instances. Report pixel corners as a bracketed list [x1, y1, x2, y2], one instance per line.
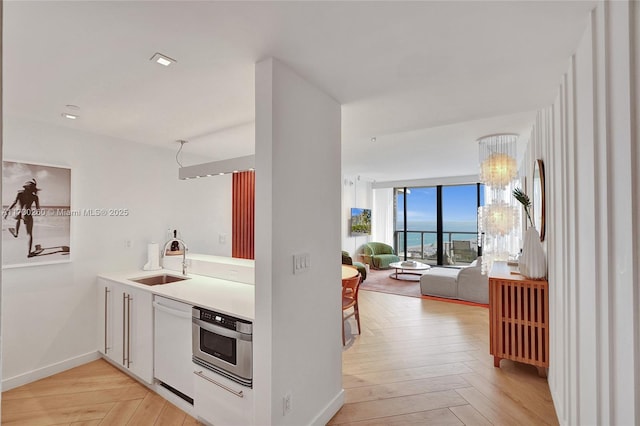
[512, 187, 531, 208]
[513, 187, 534, 227]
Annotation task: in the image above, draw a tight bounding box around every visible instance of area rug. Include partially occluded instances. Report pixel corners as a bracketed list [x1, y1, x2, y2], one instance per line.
[358, 267, 423, 298]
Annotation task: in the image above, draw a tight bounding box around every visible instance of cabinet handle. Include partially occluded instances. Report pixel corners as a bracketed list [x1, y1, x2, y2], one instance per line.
[194, 370, 244, 398]
[122, 293, 127, 366]
[104, 287, 110, 353]
[127, 294, 132, 368]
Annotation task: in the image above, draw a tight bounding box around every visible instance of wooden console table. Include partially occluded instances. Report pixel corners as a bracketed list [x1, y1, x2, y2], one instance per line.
[489, 262, 548, 377]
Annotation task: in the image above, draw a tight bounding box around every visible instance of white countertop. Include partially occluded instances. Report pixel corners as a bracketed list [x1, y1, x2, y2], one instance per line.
[98, 269, 255, 321]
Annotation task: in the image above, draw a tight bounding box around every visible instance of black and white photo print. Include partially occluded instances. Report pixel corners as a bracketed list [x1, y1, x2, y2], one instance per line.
[2, 161, 71, 268]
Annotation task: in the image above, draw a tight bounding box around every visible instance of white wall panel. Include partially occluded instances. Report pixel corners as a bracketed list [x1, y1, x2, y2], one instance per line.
[634, 0, 640, 417]
[255, 57, 343, 426]
[528, 2, 639, 424]
[592, 4, 612, 424]
[574, 19, 599, 423]
[605, 2, 637, 423]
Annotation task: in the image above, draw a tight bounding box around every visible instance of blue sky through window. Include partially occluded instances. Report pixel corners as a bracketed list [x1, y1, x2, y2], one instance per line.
[396, 185, 480, 226]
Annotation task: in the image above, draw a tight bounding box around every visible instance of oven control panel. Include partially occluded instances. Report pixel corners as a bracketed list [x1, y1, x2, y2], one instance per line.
[195, 307, 253, 334]
[200, 309, 237, 330]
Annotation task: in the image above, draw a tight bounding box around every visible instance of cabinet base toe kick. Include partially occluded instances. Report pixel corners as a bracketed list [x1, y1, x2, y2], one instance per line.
[159, 381, 194, 405]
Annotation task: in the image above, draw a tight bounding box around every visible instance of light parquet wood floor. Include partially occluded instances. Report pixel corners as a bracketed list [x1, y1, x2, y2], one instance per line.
[2, 289, 558, 425]
[330, 290, 559, 425]
[1, 359, 199, 425]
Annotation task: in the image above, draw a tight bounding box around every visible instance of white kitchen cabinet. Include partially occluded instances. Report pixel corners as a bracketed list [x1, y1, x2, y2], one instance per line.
[98, 279, 121, 360]
[193, 365, 254, 426]
[98, 278, 153, 384]
[154, 296, 194, 400]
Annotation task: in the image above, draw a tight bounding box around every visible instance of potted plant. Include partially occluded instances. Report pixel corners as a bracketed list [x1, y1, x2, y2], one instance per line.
[513, 188, 546, 279]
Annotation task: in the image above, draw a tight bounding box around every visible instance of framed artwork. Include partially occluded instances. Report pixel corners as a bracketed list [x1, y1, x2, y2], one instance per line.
[2, 161, 72, 268]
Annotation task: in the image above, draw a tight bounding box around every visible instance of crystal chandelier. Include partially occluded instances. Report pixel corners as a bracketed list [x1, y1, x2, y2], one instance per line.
[478, 134, 518, 188]
[480, 202, 518, 236]
[477, 133, 520, 273]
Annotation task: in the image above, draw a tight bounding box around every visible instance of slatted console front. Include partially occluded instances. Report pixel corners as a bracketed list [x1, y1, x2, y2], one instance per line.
[489, 262, 549, 377]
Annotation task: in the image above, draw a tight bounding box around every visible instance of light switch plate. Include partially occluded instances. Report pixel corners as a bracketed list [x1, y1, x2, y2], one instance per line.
[293, 253, 310, 274]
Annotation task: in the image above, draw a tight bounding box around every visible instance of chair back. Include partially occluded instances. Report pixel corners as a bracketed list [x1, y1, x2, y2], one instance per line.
[342, 274, 361, 304]
[453, 240, 471, 250]
[365, 242, 394, 256]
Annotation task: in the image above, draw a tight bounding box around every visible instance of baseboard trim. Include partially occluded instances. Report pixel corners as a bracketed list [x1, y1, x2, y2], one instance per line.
[2, 351, 100, 391]
[309, 388, 345, 426]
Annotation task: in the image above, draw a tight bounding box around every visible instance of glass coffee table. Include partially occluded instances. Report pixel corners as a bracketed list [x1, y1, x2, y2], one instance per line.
[389, 261, 431, 281]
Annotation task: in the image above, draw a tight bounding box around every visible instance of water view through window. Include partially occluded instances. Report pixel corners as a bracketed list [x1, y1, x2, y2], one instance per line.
[395, 184, 483, 265]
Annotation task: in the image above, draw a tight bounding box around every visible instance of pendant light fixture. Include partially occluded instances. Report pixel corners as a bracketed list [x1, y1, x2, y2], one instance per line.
[478, 134, 518, 188]
[477, 133, 520, 273]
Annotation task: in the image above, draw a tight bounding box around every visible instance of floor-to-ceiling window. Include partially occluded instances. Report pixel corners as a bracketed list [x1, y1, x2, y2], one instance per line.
[394, 183, 483, 266]
[442, 185, 480, 265]
[394, 187, 437, 262]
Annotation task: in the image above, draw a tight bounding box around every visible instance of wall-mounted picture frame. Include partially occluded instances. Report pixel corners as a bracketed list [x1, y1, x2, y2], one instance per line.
[2, 161, 72, 268]
[350, 207, 372, 236]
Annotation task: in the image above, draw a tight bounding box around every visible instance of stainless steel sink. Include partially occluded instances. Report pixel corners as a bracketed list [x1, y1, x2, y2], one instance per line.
[131, 274, 189, 286]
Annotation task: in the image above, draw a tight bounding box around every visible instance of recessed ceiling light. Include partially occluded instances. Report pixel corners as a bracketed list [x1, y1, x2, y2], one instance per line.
[150, 52, 176, 67]
[61, 113, 78, 120]
[370, 137, 376, 142]
[218, 172, 225, 176]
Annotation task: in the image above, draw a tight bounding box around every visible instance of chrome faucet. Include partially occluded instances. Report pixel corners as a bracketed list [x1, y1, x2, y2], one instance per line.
[162, 238, 188, 275]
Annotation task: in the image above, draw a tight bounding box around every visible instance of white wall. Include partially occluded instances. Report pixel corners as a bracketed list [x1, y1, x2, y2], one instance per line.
[254, 58, 342, 425]
[1, 116, 231, 388]
[372, 188, 394, 246]
[341, 175, 372, 257]
[526, 2, 639, 424]
[0, 0, 4, 403]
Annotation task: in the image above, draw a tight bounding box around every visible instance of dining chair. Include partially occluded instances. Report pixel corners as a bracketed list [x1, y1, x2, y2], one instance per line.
[342, 273, 362, 345]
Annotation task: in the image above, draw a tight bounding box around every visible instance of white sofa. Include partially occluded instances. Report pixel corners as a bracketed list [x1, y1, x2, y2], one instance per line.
[419, 257, 488, 304]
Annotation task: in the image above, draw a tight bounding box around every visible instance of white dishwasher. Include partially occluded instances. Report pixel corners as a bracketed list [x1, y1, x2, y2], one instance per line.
[153, 295, 193, 403]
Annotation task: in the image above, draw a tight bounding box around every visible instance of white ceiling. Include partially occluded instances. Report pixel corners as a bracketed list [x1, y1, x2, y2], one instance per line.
[4, 1, 595, 182]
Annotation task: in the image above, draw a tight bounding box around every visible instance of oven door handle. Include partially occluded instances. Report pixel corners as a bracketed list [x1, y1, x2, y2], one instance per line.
[192, 318, 252, 342]
[194, 370, 244, 398]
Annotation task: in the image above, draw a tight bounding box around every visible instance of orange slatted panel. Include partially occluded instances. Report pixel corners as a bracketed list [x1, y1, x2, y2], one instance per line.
[510, 284, 515, 358]
[524, 285, 530, 360]
[232, 171, 255, 259]
[536, 284, 543, 363]
[489, 272, 549, 370]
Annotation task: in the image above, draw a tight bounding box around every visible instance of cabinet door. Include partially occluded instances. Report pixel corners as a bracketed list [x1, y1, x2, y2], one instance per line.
[127, 287, 153, 384]
[97, 279, 123, 364]
[193, 365, 254, 426]
[97, 279, 153, 384]
[154, 296, 194, 399]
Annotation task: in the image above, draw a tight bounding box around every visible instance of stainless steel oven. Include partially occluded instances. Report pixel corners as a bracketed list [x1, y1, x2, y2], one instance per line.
[192, 307, 253, 387]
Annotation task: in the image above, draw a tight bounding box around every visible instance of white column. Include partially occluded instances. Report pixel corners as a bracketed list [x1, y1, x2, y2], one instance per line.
[254, 58, 343, 425]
